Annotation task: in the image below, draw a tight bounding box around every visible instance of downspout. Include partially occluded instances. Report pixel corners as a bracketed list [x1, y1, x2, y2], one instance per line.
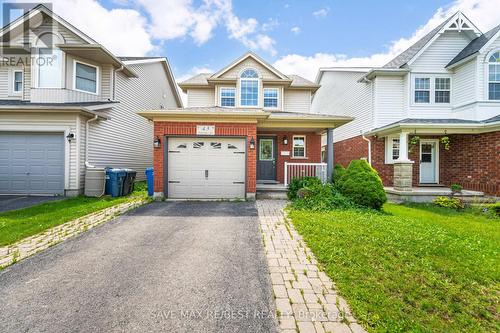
[362, 133, 372, 165]
[85, 115, 98, 168]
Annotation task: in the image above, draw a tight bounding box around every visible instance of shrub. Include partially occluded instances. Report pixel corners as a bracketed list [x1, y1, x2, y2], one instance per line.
[433, 196, 465, 210]
[450, 184, 462, 193]
[332, 164, 346, 183]
[336, 159, 387, 210]
[287, 177, 322, 200]
[292, 182, 355, 211]
[487, 202, 500, 217]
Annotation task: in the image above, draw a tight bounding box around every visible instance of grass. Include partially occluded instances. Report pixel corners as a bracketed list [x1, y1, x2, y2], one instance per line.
[0, 181, 148, 247]
[288, 203, 500, 333]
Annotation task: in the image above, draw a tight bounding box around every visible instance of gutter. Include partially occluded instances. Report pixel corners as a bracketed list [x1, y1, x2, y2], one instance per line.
[361, 133, 372, 165]
[85, 115, 99, 168]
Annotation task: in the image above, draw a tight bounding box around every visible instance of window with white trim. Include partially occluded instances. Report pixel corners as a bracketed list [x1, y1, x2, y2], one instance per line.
[37, 48, 63, 88]
[414, 78, 430, 103]
[293, 135, 306, 158]
[240, 69, 259, 106]
[263, 88, 278, 108]
[434, 77, 450, 103]
[13, 70, 23, 94]
[489, 51, 500, 100]
[74, 61, 98, 94]
[220, 87, 236, 107]
[385, 136, 400, 164]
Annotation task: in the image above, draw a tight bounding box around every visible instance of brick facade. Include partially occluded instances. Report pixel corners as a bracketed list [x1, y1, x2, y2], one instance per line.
[258, 131, 322, 183]
[333, 132, 500, 196]
[153, 122, 257, 195]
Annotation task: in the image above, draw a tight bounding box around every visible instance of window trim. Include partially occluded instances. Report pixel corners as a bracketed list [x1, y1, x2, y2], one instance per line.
[411, 74, 452, 106]
[36, 48, 64, 89]
[238, 67, 260, 108]
[292, 135, 307, 159]
[219, 86, 236, 107]
[434, 77, 451, 104]
[73, 59, 99, 95]
[263, 87, 279, 109]
[488, 50, 500, 101]
[385, 136, 400, 164]
[11, 69, 23, 95]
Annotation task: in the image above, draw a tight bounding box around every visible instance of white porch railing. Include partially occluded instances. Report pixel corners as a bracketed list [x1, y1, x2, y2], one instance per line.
[284, 162, 328, 186]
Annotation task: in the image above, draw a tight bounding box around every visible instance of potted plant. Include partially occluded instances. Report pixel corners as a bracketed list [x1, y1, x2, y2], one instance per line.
[441, 136, 451, 150]
[409, 136, 420, 153]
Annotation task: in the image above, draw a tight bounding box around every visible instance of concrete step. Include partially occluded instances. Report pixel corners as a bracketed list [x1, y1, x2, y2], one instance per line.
[256, 191, 288, 200]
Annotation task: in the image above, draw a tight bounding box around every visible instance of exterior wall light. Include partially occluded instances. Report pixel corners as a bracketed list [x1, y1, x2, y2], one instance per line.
[66, 132, 76, 142]
[249, 137, 255, 149]
[153, 136, 161, 148]
[283, 135, 288, 145]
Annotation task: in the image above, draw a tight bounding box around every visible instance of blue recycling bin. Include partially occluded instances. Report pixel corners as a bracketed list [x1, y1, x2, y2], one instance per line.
[105, 168, 127, 197]
[145, 167, 154, 197]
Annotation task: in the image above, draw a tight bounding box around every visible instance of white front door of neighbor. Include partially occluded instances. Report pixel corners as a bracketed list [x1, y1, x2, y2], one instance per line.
[419, 140, 438, 184]
[167, 137, 246, 199]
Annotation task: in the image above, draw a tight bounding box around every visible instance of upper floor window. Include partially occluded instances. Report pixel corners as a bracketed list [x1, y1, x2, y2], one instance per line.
[74, 61, 98, 94]
[38, 48, 63, 88]
[220, 87, 236, 107]
[263, 88, 278, 108]
[13, 70, 23, 94]
[240, 69, 259, 106]
[414, 78, 430, 103]
[435, 78, 450, 103]
[413, 76, 451, 105]
[489, 51, 500, 100]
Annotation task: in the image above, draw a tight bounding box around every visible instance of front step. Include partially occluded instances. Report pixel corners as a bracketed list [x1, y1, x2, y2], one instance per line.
[256, 191, 288, 200]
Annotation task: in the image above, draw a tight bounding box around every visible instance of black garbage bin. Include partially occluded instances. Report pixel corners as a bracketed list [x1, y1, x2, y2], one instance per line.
[122, 169, 137, 195]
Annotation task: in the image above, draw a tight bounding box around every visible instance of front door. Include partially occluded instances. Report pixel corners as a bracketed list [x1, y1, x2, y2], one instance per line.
[257, 137, 276, 182]
[419, 140, 438, 184]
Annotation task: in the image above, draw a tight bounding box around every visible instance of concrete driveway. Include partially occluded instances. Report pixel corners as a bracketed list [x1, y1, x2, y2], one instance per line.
[0, 195, 63, 212]
[0, 201, 277, 333]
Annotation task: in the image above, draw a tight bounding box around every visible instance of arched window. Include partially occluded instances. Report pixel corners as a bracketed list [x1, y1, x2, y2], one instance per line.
[240, 68, 259, 106]
[489, 51, 500, 100]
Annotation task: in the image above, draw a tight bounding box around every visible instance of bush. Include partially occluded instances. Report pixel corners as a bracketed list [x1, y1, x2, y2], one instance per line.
[450, 184, 462, 193]
[332, 164, 346, 183]
[487, 202, 500, 217]
[292, 182, 355, 211]
[433, 196, 465, 210]
[287, 177, 322, 200]
[335, 159, 387, 210]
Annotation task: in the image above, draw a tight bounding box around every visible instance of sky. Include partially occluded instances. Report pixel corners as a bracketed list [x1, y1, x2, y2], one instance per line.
[2, 0, 500, 83]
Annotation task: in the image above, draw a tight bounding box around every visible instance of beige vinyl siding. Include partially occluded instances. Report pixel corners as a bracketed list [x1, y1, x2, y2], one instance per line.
[187, 88, 215, 107]
[9, 16, 86, 45]
[453, 58, 476, 106]
[374, 76, 405, 127]
[220, 57, 281, 80]
[0, 67, 9, 98]
[23, 64, 31, 100]
[283, 90, 311, 113]
[411, 31, 473, 72]
[0, 112, 80, 191]
[312, 71, 373, 142]
[86, 62, 179, 181]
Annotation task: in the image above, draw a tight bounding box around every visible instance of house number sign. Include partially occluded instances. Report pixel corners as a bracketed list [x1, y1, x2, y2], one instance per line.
[196, 125, 215, 135]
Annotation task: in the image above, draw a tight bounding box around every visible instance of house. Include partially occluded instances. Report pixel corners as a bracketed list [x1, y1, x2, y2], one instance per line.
[312, 12, 500, 198]
[139, 52, 352, 200]
[0, 5, 182, 196]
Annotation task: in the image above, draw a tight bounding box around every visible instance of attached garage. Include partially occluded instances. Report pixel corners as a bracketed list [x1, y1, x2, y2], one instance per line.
[167, 137, 246, 199]
[0, 132, 65, 195]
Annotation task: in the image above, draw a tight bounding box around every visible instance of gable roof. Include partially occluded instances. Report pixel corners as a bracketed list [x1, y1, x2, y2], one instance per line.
[447, 24, 500, 68]
[211, 51, 288, 80]
[383, 12, 480, 69]
[0, 4, 96, 44]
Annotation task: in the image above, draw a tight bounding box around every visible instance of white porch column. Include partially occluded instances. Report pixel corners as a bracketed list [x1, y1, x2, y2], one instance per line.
[393, 131, 414, 191]
[326, 128, 334, 182]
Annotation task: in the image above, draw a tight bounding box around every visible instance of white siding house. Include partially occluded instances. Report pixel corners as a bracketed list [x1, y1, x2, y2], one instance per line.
[0, 5, 182, 196]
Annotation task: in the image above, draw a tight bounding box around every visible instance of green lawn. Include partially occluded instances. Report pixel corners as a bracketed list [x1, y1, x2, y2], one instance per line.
[289, 203, 500, 333]
[0, 182, 148, 247]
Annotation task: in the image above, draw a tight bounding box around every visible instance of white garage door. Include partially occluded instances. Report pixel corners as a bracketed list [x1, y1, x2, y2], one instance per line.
[167, 137, 246, 199]
[0, 132, 65, 195]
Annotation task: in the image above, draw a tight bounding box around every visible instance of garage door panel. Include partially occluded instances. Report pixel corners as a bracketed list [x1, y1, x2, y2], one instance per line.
[0, 132, 64, 195]
[167, 137, 246, 199]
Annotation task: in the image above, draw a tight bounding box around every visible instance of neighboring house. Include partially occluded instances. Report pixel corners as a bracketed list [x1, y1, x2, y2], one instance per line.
[313, 12, 500, 196]
[139, 52, 351, 200]
[0, 5, 182, 196]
